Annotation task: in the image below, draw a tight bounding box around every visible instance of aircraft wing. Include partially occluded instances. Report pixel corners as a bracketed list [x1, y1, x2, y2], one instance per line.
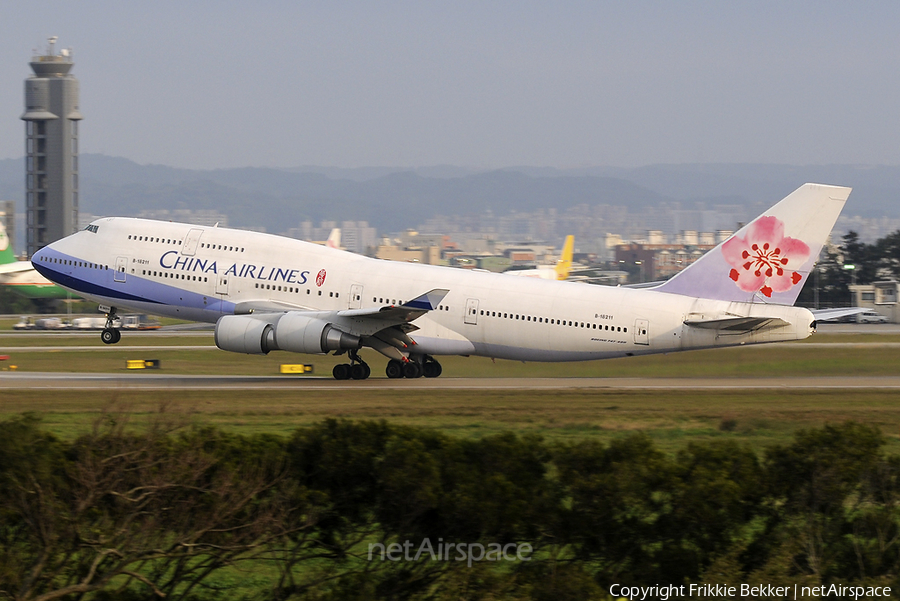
[234, 299, 318, 314]
[231, 288, 449, 337]
[335, 289, 449, 335]
[0, 262, 36, 275]
[684, 315, 790, 332]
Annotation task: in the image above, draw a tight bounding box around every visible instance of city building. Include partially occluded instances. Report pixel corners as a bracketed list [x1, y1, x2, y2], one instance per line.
[615, 238, 718, 282]
[286, 220, 377, 254]
[850, 281, 898, 322]
[21, 37, 82, 257]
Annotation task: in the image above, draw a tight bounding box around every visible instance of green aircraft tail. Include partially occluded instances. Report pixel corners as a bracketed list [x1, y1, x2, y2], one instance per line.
[0, 220, 16, 264]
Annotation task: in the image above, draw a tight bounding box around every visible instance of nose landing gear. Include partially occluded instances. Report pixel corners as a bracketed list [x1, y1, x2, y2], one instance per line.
[100, 307, 121, 345]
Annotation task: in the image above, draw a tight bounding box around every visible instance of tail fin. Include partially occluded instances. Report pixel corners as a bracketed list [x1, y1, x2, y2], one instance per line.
[0, 220, 16, 265]
[554, 235, 574, 280]
[655, 183, 851, 305]
[326, 228, 341, 249]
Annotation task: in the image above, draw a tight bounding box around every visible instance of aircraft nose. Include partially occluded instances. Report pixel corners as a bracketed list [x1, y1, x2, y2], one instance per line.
[30, 241, 65, 280]
[31, 246, 48, 263]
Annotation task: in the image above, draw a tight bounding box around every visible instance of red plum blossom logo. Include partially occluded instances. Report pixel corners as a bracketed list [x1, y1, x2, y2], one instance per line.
[721, 216, 810, 298]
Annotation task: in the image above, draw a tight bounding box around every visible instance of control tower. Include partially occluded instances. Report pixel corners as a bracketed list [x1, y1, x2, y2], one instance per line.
[21, 36, 83, 257]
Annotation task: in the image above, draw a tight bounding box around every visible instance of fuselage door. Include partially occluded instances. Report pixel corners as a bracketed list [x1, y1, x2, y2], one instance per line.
[182, 228, 204, 257]
[216, 274, 229, 296]
[349, 284, 363, 309]
[634, 318, 650, 345]
[465, 298, 479, 325]
[114, 256, 128, 283]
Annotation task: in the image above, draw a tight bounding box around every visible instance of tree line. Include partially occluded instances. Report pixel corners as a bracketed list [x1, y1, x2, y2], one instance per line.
[1, 414, 899, 600]
[798, 229, 900, 308]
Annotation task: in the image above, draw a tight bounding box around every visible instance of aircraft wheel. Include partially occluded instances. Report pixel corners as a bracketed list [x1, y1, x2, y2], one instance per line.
[423, 360, 442, 378]
[101, 328, 119, 345]
[351, 363, 370, 380]
[403, 361, 423, 379]
[333, 363, 352, 380]
[386, 359, 404, 379]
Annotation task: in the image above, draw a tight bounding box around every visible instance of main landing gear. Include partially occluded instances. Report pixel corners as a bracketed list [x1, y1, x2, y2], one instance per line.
[331, 352, 442, 380]
[385, 355, 442, 379]
[100, 307, 121, 345]
[332, 349, 371, 380]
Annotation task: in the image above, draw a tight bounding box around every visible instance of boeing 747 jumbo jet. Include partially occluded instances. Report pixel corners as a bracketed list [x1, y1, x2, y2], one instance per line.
[32, 183, 851, 380]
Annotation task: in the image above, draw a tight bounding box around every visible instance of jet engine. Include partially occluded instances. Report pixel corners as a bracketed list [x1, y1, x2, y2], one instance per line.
[273, 312, 361, 354]
[215, 313, 361, 355]
[215, 314, 276, 355]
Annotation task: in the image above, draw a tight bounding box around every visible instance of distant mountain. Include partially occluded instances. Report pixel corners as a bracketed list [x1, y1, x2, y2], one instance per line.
[1, 156, 897, 235]
[504, 163, 900, 218]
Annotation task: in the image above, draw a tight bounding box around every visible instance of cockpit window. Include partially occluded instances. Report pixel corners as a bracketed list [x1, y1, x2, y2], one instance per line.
[84, 224, 99, 233]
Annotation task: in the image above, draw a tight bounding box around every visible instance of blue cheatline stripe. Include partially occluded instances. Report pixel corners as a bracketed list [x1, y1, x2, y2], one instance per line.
[33, 261, 162, 304]
[32, 250, 236, 314]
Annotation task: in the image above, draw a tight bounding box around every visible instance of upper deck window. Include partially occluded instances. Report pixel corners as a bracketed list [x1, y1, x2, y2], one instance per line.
[83, 224, 99, 233]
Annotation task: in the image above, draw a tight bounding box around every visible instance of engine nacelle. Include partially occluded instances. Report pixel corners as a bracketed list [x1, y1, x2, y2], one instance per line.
[215, 313, 361, 355]
[274, 312, 361, 354]
[215, 314, 277, 354]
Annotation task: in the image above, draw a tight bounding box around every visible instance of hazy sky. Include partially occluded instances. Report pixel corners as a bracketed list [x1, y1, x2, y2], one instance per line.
[2, 1, 899, 170]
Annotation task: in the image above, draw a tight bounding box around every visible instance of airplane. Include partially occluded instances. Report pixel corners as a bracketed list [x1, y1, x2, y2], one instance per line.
[325, 228, 341, 250]
[503, 235, 574, 280]
[0, 220, 72, 300]
[32, 183, 851, 380]
[309, 228, 342, 249]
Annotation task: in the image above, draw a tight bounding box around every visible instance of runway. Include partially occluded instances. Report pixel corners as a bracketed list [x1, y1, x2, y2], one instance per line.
[4, 372, 900, 390]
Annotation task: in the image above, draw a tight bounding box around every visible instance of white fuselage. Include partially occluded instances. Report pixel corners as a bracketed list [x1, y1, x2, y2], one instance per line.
[32, 217, 815, 361]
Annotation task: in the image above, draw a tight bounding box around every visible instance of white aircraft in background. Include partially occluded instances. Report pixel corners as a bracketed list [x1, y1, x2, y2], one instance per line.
[312, 228, 341, 249]
[504, 235, 574, 280]
[33, 183, 852, 380]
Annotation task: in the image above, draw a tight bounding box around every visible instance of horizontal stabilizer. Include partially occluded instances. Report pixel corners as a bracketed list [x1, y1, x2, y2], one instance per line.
[811, 307, 869, 322]
[684, 315, 790, 332]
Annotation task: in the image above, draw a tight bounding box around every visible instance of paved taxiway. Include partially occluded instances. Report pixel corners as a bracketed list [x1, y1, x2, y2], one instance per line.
[3, 373, 900, 390]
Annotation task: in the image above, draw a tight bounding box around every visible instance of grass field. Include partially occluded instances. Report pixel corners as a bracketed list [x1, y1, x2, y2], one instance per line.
[3, 326, 900, 452]
[2, 388, 900, 454]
